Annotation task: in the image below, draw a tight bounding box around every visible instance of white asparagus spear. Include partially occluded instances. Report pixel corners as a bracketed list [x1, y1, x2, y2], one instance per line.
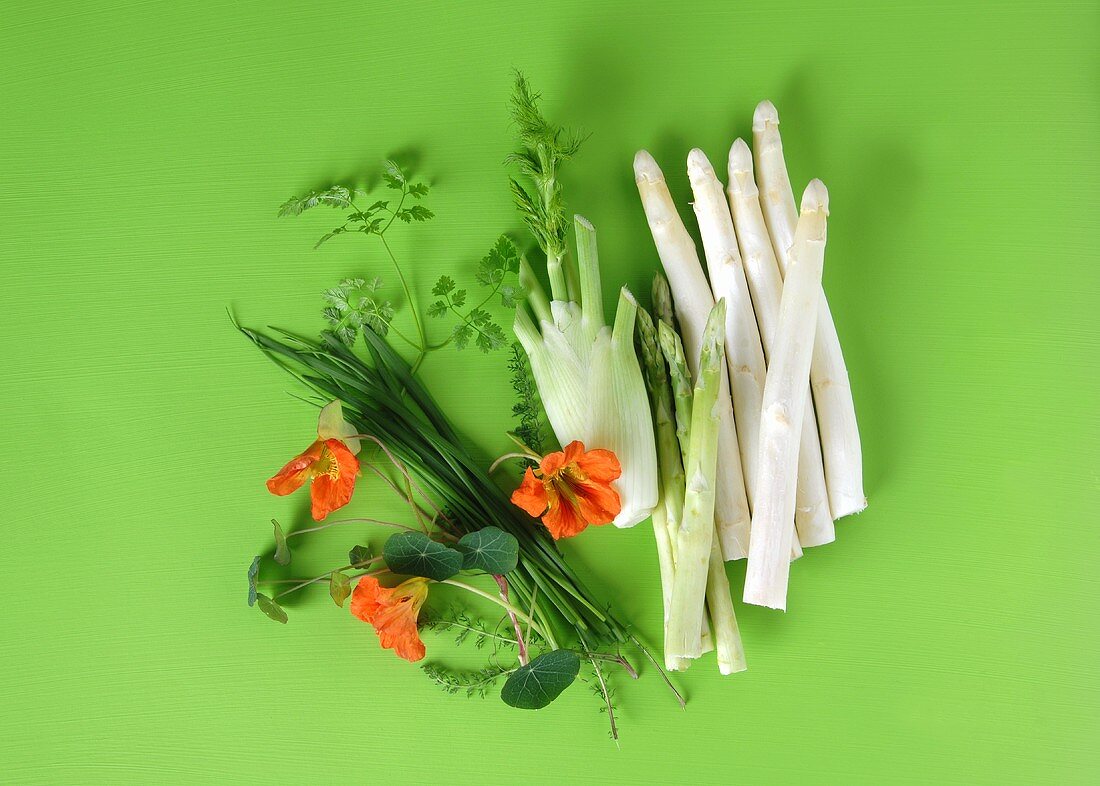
[688, 148, 802, 563]
[744, 180, 829, 610]
[635, 150, 751, 560]
[686, 148, 766, 512]
[727, 139, 835, 547]
[753, 101, 867, 519]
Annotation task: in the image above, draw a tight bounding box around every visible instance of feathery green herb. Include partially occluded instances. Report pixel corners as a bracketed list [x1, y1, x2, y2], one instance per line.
[508, 74, 585, 264]
[421, 663, 513, 698]
[428, 235, 520, 353]
[507, 342, 547, 456]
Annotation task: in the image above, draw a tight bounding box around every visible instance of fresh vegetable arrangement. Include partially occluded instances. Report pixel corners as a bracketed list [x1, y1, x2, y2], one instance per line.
[239, 75, 864, 735]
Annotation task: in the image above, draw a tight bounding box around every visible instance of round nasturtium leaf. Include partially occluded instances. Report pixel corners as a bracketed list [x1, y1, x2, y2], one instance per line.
[456, 527, 519, 574]
[500, 649, 581, 710]
[382, 531, 463, 581]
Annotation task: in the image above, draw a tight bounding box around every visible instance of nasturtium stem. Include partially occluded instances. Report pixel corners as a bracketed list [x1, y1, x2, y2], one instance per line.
[272, 560, 384, 600]
[488, 451, 540, 474]
[494, 575, 528, 665]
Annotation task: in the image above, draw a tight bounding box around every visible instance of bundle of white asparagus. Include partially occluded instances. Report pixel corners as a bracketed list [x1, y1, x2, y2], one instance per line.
[634, 101, 866, 671]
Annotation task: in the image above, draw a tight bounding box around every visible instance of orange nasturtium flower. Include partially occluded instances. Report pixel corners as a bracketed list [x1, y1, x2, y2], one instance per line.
[510, 440, 622, 540]
[350, 575, 430, 662]
[266, 400, 362, 521]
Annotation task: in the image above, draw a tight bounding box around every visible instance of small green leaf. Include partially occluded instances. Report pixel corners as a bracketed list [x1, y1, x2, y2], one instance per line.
[427, 300, 448, 318]
[255, 593, 288, 624]
[451, 324, 473, 351]
[383, 531, 463, 581]
[432, 276, 456, 296]
[456, 527, 519, 574]
[476, 323, 507, 353]
[500, 649, 580, 709]
[500, 284, 522, 309]
[348, 544, 372, 567]
[329, 571, 352, 607]
[477, 235, 521, 286]
[468, 308, 492, 327]
[278, 185, 353, 217]
[407, 183, 429, 198]
[406, 204, 434, 222]
[322, 287, 349, 309]
[272, 519, 290, 566]
[382, 160, 406, 189]
[247, 555, 261, 607]
[451, 289, 467, 308]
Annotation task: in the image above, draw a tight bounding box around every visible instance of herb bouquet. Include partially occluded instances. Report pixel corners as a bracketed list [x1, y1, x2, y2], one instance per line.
[239, 81, 680, 738]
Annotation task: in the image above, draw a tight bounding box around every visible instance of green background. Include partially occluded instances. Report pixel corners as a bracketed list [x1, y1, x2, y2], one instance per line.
[2, 1, 1097, 783]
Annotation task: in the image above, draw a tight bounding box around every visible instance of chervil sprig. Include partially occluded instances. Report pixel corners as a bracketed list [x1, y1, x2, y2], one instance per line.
[428, 235, 522, 353]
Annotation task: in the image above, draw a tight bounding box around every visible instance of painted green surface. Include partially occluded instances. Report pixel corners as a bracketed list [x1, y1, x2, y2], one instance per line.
[2, 1, 1097, 783]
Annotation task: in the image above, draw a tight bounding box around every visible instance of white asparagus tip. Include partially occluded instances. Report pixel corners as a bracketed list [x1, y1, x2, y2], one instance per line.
[633, 149, 664, 183]
[801, 179, 830, 214]
[752, 100, 779, 132]
[728, 138, 752, 173]
[686, 147, 716, 180]
[574, 213, 595, 231]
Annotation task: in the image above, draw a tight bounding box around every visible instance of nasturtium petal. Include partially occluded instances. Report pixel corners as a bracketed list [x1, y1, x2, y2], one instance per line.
[316, 399, 360, 454]
[456, 527, 519, 574]
[382, 531, 463, 581]
[500, 649, 580, 709]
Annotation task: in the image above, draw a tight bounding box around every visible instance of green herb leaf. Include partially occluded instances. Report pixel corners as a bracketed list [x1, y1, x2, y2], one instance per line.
[508, 343, 546, 455]
[456, 527, 519, 574]
[272, 519, 290, 566]
[500, 284, 522, 309]
[475, 322, 507, 353]
[314, 226, 348, 248]
[348, 544, 372, 567]
[321, 278, 395, 345]
[255, 593, 288, 624]
[421, 663, 511, 698]
[382, 160, 406, 190]
[383, 531, 463, 581]
[508, 75, 585, 258]
[329, 571, 352, 607]
[500, 649, 580, 709]
[404, 204, 434, 222]
[427, 300, 448, 318]
[468, 308, 491, 327]
[451, 324, 473, 351]
[247, 555, 261, 607]
[407, 183, 429, 198]
[278, 185, 354, 217]
[432, 276, 455, 296]
[451, 289, 467, 308]
[476, 235, 521, 286]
